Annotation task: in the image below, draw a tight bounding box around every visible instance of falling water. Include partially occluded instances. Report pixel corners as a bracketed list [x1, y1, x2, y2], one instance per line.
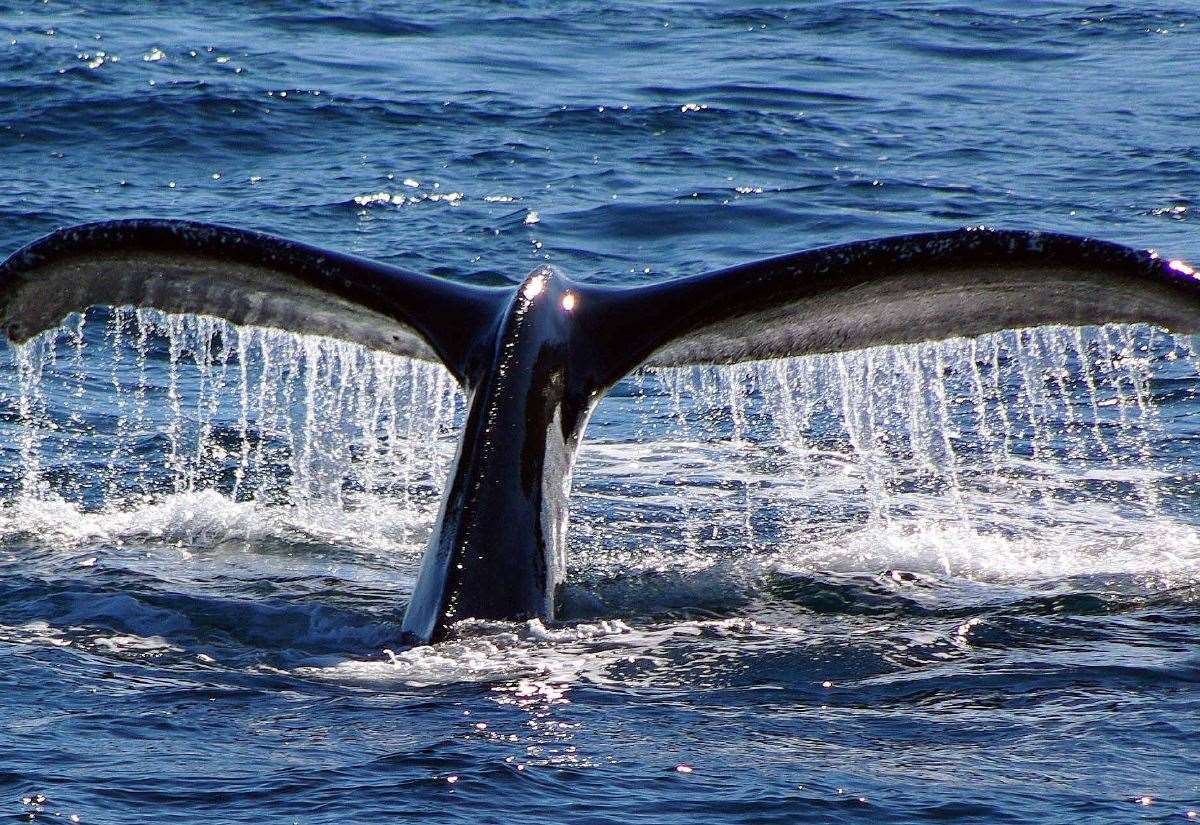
[574, 323, 1200, 581]
[2, 312, 1199, 580]
[0, 308, 466, 547]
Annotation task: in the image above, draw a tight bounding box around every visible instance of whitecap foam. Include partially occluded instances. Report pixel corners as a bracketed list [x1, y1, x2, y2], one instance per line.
[0, 490, 426, 572]
[295, 615, 797, 687]
[91, 633, 182, 654]
[778, 516, 1200, 582]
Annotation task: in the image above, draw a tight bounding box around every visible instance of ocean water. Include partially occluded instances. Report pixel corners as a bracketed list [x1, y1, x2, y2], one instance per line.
[2, 2, 1200, 823]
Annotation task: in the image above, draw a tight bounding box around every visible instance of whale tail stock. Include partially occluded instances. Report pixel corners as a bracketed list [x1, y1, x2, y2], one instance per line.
[2, 219, 1198, 643]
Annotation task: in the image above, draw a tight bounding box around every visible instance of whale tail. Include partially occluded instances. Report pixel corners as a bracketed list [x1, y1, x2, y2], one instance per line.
[2, 219, 1198, 643]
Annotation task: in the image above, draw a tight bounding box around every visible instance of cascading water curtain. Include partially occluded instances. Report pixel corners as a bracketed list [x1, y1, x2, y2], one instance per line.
[3, 312, 1200, 577]
[575, 323, 1200, 575]
[0, 308, 466, 544]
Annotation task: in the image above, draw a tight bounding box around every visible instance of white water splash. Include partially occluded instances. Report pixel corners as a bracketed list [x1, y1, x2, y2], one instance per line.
[576, 323, 1200, 584]
[1, 313, 1199, 594]
[0, 309, 465, 545]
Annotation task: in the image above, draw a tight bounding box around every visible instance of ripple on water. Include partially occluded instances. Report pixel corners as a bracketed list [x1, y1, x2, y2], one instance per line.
[3, 2, 1200, 822]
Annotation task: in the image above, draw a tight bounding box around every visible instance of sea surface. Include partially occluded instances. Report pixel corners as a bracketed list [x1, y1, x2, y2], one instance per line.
[1, 2, 1199, 823]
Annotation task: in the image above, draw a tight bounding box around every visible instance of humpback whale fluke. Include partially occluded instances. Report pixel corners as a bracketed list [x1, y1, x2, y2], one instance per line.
[2, 219, 1198, 643]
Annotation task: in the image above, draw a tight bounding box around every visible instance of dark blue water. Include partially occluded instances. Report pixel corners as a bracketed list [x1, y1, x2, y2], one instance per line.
[2, 2, 1200, 823]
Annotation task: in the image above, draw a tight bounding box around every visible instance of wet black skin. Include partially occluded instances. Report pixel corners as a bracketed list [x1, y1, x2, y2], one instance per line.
[400, 267, 607, 644]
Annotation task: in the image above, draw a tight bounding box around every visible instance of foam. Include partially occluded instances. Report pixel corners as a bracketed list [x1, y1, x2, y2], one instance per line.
[1, 315, 1199, 681]
[297, 616, 789, 687]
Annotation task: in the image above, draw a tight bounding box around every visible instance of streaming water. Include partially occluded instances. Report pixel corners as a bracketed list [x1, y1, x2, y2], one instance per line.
[6, 312, 1198, 592]
[2, 309, 463, 529]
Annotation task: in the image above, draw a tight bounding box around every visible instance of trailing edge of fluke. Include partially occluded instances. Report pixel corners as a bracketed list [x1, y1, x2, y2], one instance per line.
[1, 219, 1198, 643]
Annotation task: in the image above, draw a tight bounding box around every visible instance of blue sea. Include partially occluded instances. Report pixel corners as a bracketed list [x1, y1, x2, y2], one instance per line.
[2, 2, 1199, 823]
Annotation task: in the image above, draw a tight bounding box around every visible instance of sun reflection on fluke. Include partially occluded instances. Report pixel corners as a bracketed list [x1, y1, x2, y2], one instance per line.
[522, 274, 546, 300]
[1170, 258, 1197, 277]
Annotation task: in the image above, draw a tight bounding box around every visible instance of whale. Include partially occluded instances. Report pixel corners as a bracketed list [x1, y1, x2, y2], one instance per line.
[2, 219, 1198, 643]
